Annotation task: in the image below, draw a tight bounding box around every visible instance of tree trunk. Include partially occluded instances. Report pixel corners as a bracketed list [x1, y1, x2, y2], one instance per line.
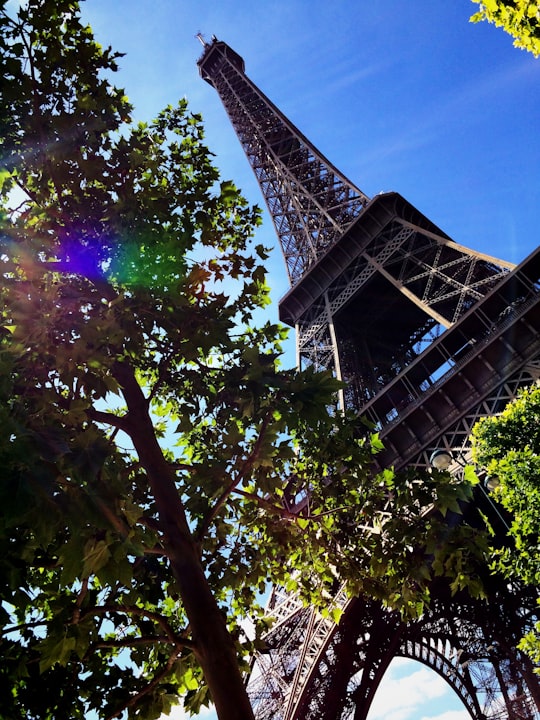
[113, 361, 255, 720]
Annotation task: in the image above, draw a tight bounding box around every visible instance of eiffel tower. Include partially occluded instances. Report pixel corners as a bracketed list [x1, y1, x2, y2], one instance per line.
[197, 37, 540, 720]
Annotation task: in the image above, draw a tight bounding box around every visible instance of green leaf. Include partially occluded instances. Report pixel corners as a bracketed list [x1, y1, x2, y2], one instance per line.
[82, 539, 111, 578]
[39, 634, 77, 673]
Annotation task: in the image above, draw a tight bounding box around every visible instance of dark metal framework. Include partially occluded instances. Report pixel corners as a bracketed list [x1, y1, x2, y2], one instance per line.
[248, 581, 540, 720]
[197, 36, 540, 720]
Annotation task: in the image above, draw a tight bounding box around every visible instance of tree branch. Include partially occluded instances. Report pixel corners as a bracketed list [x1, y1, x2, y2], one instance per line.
[79, 604, 193, 648]
[95, 635, 171, 649]
[105, 645, 184, 720]
[20, 24, 69, 217]
[85, 407, 129, 431]
[13, 178, 63, 220]
[146, 351, 175, 404]
[196, 409, 275, 541]
[232, 489, 386, 534]
[71, 577, 89, 625]
[172, 463, 198, 472]
[232, 488, 298, 521]
[138, 514, 161, 532]
[2, 619, 49, 636]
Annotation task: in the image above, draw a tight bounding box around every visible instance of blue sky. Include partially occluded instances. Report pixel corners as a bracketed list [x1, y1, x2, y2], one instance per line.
[34, 1, 540, 718]
[81, 0, 540, 319]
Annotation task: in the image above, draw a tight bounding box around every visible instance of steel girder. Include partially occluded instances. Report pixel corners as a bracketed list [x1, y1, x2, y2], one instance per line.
[281, 194, 516, 413]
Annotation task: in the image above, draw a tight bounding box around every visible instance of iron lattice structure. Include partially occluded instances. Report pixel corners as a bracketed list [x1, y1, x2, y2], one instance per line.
[197, 37, 540, 720]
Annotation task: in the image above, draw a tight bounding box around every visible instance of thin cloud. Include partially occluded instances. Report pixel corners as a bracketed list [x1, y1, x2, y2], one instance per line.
[161, 703, 216, 720]
[424, 57, 539, 133]
[421, 712, 470, 720]
[367, 659, 467, 720]
[353, 56, 540, 176]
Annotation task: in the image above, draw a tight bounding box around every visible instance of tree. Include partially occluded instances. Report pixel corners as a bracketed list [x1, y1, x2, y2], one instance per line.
[470, 0, 540, 57]
[0, 2, 489, 719]
[472, 382, 540, 664]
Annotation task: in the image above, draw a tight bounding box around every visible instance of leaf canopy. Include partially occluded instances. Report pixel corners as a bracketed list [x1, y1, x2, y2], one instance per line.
[472, 382, 540, 665]
[471, 0, 540, 57]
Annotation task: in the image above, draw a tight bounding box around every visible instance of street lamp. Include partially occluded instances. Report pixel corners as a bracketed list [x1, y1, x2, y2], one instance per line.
[429, 449, 453, 471]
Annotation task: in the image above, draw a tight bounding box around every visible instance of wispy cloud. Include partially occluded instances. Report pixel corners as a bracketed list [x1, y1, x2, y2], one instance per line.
[160, 703, 216, 720]
[421, 712, 471, 720]
[367, 659, 468, 720]
[354, 56, 540, 177]
[424, 57, 539, 131]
